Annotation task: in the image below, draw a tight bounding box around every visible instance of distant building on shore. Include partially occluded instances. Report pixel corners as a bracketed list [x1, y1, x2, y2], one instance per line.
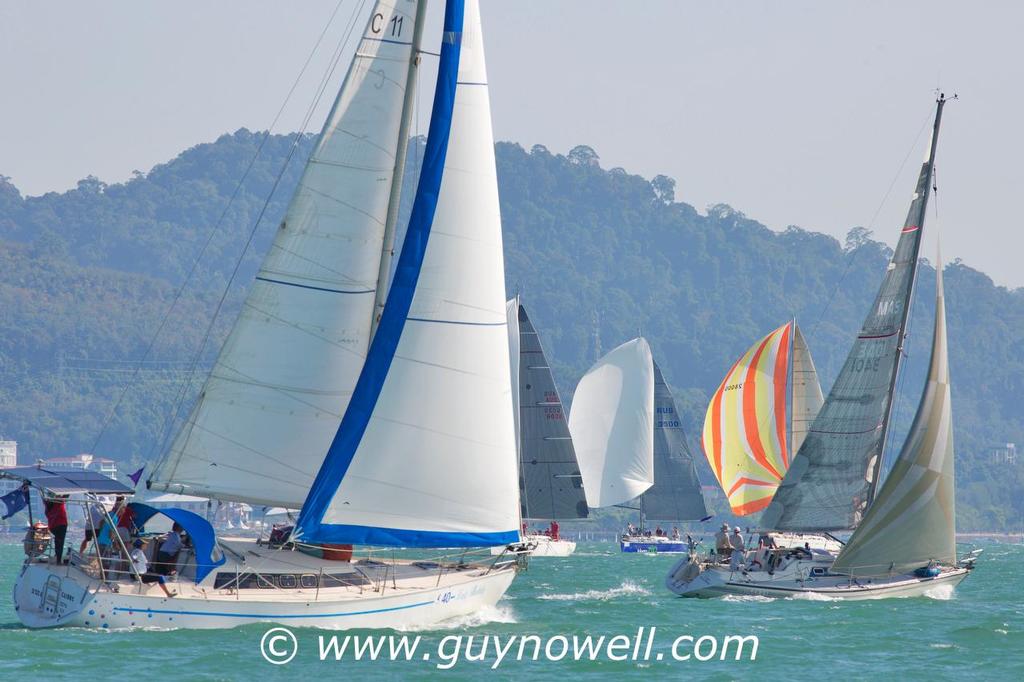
[0, 441, 19, 497]
[989, 442, 1017, 466]
[36, 453, 118, 479]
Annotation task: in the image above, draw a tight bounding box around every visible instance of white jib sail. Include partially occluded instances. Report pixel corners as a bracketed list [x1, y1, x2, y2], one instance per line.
[150, 0, 422, 508]
[570, 337, 655, 508]
[790, 323, 824, 455]
[314, 0, 520, 539]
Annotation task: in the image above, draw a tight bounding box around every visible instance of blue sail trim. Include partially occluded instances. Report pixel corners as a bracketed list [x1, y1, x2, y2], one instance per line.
[295, 0, 468, 547]
[304, 524, 519, 549]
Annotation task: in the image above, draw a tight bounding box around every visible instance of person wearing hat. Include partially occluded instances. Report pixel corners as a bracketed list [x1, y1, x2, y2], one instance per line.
[128, 539, 175, 598]
[729, 527, 746, 571]
[715, 522, 732, 560]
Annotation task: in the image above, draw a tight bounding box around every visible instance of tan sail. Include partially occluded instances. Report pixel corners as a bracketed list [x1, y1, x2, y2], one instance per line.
[831, 258, 956, 577]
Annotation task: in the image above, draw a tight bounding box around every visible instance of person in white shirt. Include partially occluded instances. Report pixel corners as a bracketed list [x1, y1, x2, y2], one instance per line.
[155, 523, 184, 576]
[129, 539, 175, 597]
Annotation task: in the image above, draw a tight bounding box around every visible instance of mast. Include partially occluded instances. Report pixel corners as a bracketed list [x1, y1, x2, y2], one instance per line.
[370, 0, 430, 339]
[867, 94, 947, 505]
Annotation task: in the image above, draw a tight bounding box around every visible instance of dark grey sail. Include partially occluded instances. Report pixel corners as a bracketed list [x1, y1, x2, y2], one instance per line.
[517, 304, 589, 520]
[639, 361, 709, 521]
[762, 95, 947, 532]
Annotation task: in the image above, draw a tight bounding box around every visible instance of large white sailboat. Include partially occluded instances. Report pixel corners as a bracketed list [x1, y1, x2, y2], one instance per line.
[667, 94, 980, 599]
[12, 0, 526, 630]
[492, 298, 588, 557]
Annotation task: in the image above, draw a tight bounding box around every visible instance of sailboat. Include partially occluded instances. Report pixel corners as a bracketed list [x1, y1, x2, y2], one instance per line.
[491, 298, 588, 557]
[699, 320, 839, 552]
[570, 338, 709, 553]
[13, 0, 526, 629]
[667, 95, 980, 598]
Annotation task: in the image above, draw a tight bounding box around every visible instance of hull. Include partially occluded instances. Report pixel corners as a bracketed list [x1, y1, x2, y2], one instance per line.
[13, 542, 517, 630]
[666, 556, 970, 600]
[490, 535, 576, 557]
[621, 537, 687, 553]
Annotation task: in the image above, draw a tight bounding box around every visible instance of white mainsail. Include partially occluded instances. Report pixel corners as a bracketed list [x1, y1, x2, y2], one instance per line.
[296, 0, 519, 547]
[149, 0, 423, 508]
[831, 257, 957, 577]
[570, 338, 655, 508]
[790, 323, 824, 456]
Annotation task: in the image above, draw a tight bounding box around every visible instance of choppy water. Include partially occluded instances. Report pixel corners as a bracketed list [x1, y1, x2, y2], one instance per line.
[1, 541, 1021, 679]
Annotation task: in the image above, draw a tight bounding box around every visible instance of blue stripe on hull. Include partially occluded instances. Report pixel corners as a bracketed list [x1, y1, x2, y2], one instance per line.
[620, 542, 688, 553]
[111, 600, 433, 620]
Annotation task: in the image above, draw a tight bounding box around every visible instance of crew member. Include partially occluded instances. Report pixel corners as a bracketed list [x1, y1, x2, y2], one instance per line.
[44, 495, 68, 564]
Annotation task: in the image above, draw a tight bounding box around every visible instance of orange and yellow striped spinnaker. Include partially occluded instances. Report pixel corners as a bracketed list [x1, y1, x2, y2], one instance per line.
[702, 322, 792, 516]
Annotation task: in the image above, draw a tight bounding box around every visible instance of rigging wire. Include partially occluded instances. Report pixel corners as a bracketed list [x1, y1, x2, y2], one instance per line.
[146, 0, 369, 467]
[86, 0, 354, 462]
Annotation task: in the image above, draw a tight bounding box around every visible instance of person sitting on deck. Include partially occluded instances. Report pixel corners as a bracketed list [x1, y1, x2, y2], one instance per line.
[129, 539, 175, 598]
[155, 523, 184, 576]
[549, 520, 559, 541]
[655, 525, 664, 537]
[671, 526, 681, 540]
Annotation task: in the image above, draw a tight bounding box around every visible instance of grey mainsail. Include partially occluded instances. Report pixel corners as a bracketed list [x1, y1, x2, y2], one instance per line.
[515, 303, 589, 520]
[762, 96, 947, 532]
[638, 361, 709, 521]
[831, 255, 956, 577]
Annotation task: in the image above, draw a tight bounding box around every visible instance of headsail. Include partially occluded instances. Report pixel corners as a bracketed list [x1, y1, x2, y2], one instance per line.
[512, 301, 588, 520]
[570, 338, 655, 509]
[832, 257, 956, 577]
[702, 322, 793, 515]
[640, 361, 709, 521]
[149, 0, 424, 508]
[296, 0, 520, 548]
[790, 324, 824, 455]
[762, 96, 946, 531]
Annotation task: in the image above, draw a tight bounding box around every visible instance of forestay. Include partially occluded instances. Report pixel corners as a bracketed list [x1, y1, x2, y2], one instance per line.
[832, 259, 957, 577]
[296, 0, 520, 547]
[570, 338, 655, 509]
[149, 0, 423, 508]
[639, 361, 708, 521]
[512, 301, 588, 521]
[762, 97, 945, 532]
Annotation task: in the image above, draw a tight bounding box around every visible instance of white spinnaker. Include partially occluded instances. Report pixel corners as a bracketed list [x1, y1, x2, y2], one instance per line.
[507, 297, 521, 460]
[317, 0, 520, 538]
[149, 1, 421, 508]
[790, 324, 824, 455]
[570, 338, 655, 508]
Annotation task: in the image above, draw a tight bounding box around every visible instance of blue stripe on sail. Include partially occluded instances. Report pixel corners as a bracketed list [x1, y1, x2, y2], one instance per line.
[255, 276, 374, 295]
[296, 0, 467, 547]
[306, 524, 520, 549]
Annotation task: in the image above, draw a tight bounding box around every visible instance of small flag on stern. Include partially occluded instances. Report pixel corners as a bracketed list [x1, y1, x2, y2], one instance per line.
[1, 484, 29, 519]
[128, 466, 145, 486]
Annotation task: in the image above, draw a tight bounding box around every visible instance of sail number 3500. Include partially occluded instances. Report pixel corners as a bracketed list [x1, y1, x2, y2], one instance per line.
[371, 13, 404, 38]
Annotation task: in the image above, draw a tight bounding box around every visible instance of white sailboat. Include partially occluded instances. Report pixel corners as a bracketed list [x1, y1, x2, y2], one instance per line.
[492, 298, 588, 557]
[570, 338, 709, 553]
[13, 0, 526, 630]
[667, 95, 980, 599]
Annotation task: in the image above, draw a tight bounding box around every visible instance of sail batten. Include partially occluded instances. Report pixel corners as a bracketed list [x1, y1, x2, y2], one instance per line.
[149, 0, 424, 508]
[762, 97, 946, 532]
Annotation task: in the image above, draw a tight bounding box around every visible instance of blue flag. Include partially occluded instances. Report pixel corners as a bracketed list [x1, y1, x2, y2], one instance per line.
[128, 466, 145, 486]
[1, 486, 29, 520]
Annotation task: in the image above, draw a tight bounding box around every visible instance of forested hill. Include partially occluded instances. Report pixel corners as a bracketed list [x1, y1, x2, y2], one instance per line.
[1, 130, 1021, 530]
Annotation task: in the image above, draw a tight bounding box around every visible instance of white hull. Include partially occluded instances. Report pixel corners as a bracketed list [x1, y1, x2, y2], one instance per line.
[666, 555, 970, 600]
[14, 540, 517, 630]
[491, 535, 576, 557]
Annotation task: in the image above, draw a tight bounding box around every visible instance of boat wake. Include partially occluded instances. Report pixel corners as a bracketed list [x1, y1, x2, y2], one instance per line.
[787, 591, 839, 602]
[923, 583, 956, 600]
[396, 605, 518, 632]
[721, 594, 776, 603]
[538, 580, 651, 602]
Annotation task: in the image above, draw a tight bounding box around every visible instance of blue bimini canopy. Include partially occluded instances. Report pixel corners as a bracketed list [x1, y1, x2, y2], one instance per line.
[129, 503, 225, 583]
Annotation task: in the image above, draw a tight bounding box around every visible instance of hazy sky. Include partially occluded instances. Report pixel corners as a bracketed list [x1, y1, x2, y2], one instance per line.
[2, 1, 1021, 286]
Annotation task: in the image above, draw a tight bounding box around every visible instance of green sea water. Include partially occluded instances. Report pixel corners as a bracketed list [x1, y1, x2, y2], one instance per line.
[1, 540, 1020, 680]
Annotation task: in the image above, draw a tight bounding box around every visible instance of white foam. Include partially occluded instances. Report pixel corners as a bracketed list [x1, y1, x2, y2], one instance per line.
[721, 594, 776, 603]
[395, 604, 518, 632]
[923, 583, 955, 600]
[538, 580, 651, 602]
[787, 591, 839, 602]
